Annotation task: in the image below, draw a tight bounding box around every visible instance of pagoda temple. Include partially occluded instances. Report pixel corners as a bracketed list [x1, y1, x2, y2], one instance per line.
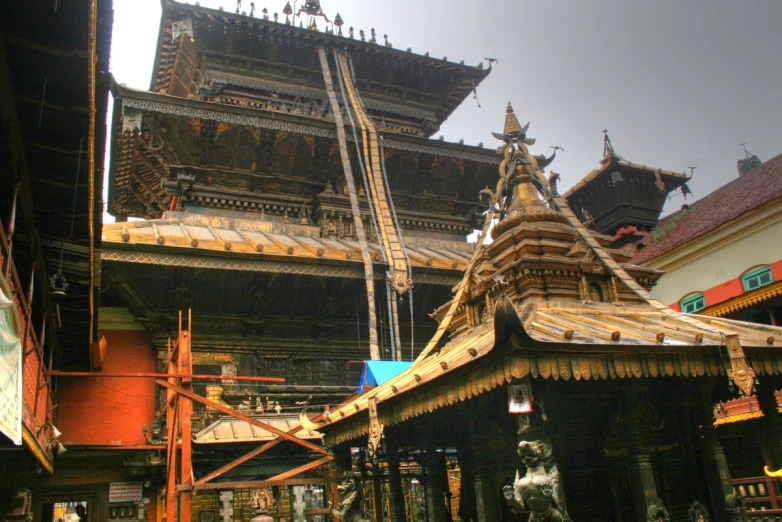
[317, 106, 782, 522]
[3, 0, 781, 521]
[564, 132, 693, 251]
[15, 0, 505, 519]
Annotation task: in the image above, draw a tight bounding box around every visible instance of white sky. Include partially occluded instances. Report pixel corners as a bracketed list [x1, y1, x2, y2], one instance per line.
[104, 0, 782, 224]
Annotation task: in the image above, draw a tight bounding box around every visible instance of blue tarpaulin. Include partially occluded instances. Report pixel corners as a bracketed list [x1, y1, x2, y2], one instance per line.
[358, 361, 412, 393]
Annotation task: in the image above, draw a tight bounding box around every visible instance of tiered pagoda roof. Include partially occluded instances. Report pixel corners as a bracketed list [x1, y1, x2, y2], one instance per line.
[107, 83, 500, 233]
[102, 211, 472, 286]
[564, 149, 691, 243]
[151, 0, 490, 136]
[315, 105, 782, 447]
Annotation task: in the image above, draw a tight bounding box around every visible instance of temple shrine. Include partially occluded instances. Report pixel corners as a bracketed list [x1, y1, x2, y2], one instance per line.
[2, 0, 782, 521]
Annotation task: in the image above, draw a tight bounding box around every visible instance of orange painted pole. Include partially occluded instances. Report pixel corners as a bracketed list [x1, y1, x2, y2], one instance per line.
[165, 337, 178, 522]
[179, 310, 193, 522]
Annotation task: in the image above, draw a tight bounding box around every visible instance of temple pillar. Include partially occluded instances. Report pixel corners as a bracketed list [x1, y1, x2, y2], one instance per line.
[453, 441, 478, 522]
[622, 385, 665, 520]
[757, 384, 782, 470]
[472, 469, 499, 522]
[465, 414, 500, 522]
[371, 477, 383, 522]
[697, 385, 735, 522]
[423, 444, 449, 522]
[386, 436, 407, 522]
[628, 452, 660, 520]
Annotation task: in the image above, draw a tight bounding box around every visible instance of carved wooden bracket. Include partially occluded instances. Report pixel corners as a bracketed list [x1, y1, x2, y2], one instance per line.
[367, 395, 384, 460]
[725, 334, 756, 397]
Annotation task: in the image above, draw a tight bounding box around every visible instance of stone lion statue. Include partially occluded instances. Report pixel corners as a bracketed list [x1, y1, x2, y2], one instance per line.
[503, 438, 571, 521]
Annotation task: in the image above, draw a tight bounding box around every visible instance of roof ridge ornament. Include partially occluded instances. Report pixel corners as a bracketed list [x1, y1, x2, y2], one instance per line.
[490, 103, 563, 236]
[603, 129, 615, 157]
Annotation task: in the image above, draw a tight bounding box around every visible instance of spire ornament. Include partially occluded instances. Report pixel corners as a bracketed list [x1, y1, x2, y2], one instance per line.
[489, 103, 569, 238]
[503, 102, 523, 137]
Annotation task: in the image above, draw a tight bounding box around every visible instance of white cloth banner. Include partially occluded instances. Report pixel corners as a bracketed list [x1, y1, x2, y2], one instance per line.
[0, 274, 22, 445]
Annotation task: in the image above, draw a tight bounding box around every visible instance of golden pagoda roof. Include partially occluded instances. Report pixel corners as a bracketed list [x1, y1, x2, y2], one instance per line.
[102, 215, 473, 274]
[316, 104, 782, 447]
[320, 298, 782, 446]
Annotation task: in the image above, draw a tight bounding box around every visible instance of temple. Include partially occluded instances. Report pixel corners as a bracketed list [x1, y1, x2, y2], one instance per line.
[2, 0, 782, 521]
[564, 132, 692, 250]
[317, 106, 782, 522]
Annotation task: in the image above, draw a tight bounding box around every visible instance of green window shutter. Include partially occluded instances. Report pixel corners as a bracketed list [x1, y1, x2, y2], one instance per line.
[680, 293, 706, 314]
[742, 266, 773, 292]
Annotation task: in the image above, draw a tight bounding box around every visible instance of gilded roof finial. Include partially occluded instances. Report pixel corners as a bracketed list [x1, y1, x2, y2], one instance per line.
[504, 102, 523, 138]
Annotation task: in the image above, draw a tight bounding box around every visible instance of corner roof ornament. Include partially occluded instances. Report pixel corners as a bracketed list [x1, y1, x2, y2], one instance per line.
[602, 129, 615, 157]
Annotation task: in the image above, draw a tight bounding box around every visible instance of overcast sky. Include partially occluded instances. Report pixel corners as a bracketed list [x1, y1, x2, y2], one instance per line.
[107, 0, 782, 217]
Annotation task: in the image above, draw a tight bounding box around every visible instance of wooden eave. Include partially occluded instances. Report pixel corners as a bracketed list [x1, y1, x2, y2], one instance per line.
[194, 415, 322, 444]
[102, 219, 472, 278]
[150, 0, 491, 126]
[702, 281, 782, 318]
[107, 86, 500, 218]
[1, 0, 113, 366]
[320, 299, 782, 446]
[564, 152, 690, 199]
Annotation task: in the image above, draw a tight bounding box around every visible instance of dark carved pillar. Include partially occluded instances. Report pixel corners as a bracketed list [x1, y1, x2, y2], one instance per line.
[454, 441, 478, 522]
[758, 384, 782, 471]
[628, 452, 661, 520]
[622, 385, 665, 521]
[465, 415, 500, 522]
[473, 468, 499, 522]
[697, 385, 735, 522]
[386, 435, 407, 522]
[423, 444, 449, 522]
[371, 478, 383, 522]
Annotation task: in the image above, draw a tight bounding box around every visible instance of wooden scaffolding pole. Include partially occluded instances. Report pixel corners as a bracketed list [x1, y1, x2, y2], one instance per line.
[156, 380, 329, 456]
[178, 310, 193, 522]
[157, 310, 335, 520]
[165, 336, 178, 522]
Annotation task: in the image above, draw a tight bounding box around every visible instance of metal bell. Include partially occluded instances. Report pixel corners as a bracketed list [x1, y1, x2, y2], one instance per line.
[49, 271, 68, 300]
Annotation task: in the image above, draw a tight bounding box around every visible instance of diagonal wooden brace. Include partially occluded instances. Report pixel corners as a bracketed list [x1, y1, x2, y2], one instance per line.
[197, 423, 306, 484]
[266, 455, 333, 482]
[155, 379, 329, 456]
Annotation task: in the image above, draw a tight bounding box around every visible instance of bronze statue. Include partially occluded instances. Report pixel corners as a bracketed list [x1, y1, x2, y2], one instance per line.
[503, 438, 570, 521]
[328, 473, 374, 522]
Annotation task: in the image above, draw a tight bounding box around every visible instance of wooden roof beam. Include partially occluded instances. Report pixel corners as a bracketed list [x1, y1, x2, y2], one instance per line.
[131, 172, 168, 212]
[16, 94, 89, 114]
[0, 24, 61, 357]
[3, 33, 88, 59]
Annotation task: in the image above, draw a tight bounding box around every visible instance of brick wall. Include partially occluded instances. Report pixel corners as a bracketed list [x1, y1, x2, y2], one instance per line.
[58, 329, 156, 445]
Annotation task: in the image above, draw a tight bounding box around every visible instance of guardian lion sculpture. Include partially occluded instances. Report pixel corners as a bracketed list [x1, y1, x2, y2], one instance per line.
[503, 438, 571, 521]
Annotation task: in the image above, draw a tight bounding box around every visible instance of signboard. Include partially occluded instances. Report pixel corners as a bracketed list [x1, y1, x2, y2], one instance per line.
[109, 482, 143, 503]
[0, 274, 22, 446]
[508, 381, 533, 414]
